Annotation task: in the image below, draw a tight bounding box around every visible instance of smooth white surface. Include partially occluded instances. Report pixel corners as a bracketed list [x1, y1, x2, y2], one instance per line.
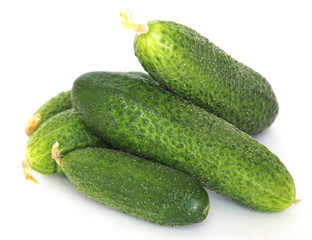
[1, 0, 311, 239]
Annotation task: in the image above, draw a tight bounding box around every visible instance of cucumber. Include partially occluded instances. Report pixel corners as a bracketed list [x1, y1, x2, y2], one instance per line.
[126, 18, 278, 135]
[59, 147, 209, 226]
[72, 71, 295, 212]
[25, 90, 72, 136]
[25, 108, 108, 175]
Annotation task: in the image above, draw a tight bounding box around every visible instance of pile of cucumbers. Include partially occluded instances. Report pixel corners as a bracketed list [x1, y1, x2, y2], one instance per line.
[23, 14, 296, 227]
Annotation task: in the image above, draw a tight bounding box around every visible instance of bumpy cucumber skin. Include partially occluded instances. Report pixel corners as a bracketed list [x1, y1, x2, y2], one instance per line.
[25, 109, 108, 175]
[72, 72, 295, 212]
[62, 148, 209, 226]
[28, 90, 72, 135]
[134, 21, 279, 135]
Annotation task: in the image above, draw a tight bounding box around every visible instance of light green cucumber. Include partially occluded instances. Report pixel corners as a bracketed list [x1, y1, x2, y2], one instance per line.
[60, 147, 209, 226]
[128, 19, 278, 135]
[25, 108, 108, 175]
[25, 90, 72, 136]
[72, 71, 295, 212]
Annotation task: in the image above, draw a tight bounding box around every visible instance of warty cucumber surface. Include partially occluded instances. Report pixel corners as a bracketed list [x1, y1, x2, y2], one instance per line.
[61, 147, 209, 226]
[71, 71, 295, 212]
[134, 20, 279, 135]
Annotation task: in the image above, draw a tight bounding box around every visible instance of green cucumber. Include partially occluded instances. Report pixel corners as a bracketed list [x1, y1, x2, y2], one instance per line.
[25, 90, 72, 136]
[25, 108, 108, 175]
[59, 147, 209, 226]
[128, 19, 278, 135]
[72, 71, 295, 212]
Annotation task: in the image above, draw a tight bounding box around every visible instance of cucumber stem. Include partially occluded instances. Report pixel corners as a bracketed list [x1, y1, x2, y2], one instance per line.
[294, 199, 301, 205]
[25, 113, 41, 136]
[22, 159, 38, 184]
[51, 141, 62, 166]
[120, 10, 149, 34]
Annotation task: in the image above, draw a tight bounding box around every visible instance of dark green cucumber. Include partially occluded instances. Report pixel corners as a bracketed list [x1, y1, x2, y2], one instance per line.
[72, 71, 295, 212]
[133, 20, 279, 135]
[60, 147, 209, 226]
[25, 108, 108, 175]
[25, 90, 72, 136]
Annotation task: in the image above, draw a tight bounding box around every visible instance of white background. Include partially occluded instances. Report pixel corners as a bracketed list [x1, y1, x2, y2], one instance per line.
[1, 0, 312, 239]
